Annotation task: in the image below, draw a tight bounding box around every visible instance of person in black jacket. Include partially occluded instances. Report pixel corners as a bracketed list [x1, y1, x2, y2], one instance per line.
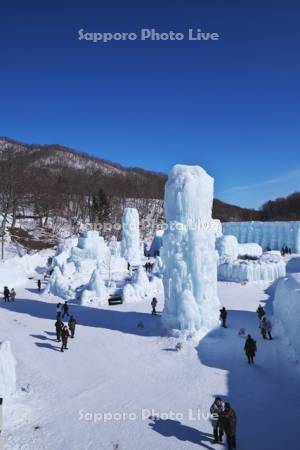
[219, 307, 227, 328]
[68, 316, 77, 338]
[55, 319, 64, 342]
[244, 334, 257, 365]
[3, 286, 10, 302]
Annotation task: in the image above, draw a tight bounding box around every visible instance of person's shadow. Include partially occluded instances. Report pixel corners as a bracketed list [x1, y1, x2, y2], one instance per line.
[149, 417, 214, 449]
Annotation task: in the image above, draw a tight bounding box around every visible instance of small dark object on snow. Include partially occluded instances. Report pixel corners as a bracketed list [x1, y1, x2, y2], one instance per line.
[137, 321, 144, 329]
[175, 342, 183, 351]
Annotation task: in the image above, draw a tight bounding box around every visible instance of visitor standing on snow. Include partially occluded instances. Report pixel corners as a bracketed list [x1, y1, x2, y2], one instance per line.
[219, 307, 227, 328]
[222, 402, 237, 450]
[10, 288, 16, 302]
[210, 397, 224, 443]
[62, 301, 69, 318]
[261, 316, 273, 340]
[256, 304, 265, 320]
[68, 316, 76, 338]
[55, 319, 64, 342]
[3, 286, 10, 302]
[37, 279, 41, 292]
[56, 303, 62, 320]
[61, 325, 70, 352]
[244, 334, 257, 365]
[151, 297, 158, 315]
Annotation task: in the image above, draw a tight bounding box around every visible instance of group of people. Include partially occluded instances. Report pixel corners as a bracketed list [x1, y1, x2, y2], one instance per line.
[145, 260, 154, 273]
[281, 246, 292, 256]
[210, 397, 237, 449]
[3, 286, 16, 302]
[257, 304, 273, 340]
[55, 301, 77, 352]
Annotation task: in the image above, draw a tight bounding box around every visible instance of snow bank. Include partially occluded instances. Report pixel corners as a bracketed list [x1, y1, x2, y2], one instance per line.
[0, 252, 46, 289]
[121, 208, 141, 264]
[222, 221, 300, 253]
[162, 165, 220, 333]
[218, 251, 286, 282]
[238, 243, 263, 258]
[216, 235, 263, 260]
[274, 273, 300, 359]
[0, 341, 17, 397]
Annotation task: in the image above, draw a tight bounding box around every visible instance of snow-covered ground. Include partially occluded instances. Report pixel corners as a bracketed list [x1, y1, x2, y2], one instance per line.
[1, 253, 300, 450]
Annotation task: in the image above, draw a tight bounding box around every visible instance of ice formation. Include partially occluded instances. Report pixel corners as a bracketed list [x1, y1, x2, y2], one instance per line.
[81, 269, 108, 306]
[218, 251, 286, 282]
[274, 273, 300, 359]
[71, 230, 110, 264]
[149, 230, 164, 257]
[122, 266, 163, 303]
[121, 208, 141, 265]
[162, 164, 220, 333]
[0, 340, 17, 397]
[0, 252, 45, 288]
[216, 235, 263, 260]
[222, 221, 300, 253]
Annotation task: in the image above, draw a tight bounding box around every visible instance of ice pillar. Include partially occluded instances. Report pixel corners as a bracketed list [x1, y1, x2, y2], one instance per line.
[121, 208, 141, 264]
[162, 165, 220, 332]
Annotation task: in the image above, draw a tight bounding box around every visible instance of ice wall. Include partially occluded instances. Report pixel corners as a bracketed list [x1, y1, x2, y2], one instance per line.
[0, 341, 17, 397]
[274, 273, 300, 359]
[222, 221, 300, 253]
[121, 208, 141, 264]
[162, 165, 220, 333]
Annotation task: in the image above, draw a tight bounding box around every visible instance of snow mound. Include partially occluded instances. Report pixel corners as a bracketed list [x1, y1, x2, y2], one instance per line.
[47, 266, 73, 299]
[81, 269, 108, 306]
[162, 164, 220, 333]
[0, 340, 17, 397]
[216, 235, 263, 260]
[274, 273, 300, 359]
[0, 252, 46, 288]
[123, 266, 163, 303]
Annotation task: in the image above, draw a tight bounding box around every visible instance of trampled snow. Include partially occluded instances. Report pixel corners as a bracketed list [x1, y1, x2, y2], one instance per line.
[274, 273, 300, 360]
[162, 165, 220, 333]
[0, 340, 16, 398]
[222, 221, 300, 253]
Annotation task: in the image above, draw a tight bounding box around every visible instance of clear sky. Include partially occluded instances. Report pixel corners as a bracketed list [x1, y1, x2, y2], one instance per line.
[0, 0, 299, 208]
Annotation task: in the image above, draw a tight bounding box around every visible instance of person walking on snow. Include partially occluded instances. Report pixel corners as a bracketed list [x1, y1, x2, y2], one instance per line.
[68, 316, 76, 338]
[244, 334, 257, 365]
[222, 402, 237, 450]
[56, 303, 62, 320]
[261, 317, 273, 340]
[55, 319, 64, 342]
[10, 288, 16, 302]
[3, 286, 10, 302]
[219, 307, 227, 328]
[61, 326, 70, 352]
[37, 279, 41, 292]
[151, 297, 158, 315]
[62, 301, 69, 318]
[256, 304, 265, 320]
[210, 397, 224, 443]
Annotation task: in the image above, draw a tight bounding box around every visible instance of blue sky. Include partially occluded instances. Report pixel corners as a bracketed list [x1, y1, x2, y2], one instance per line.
[0, 0, 299, 208]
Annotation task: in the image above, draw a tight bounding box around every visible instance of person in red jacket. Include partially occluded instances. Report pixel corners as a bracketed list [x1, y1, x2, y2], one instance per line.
[61, 326, 70, 352]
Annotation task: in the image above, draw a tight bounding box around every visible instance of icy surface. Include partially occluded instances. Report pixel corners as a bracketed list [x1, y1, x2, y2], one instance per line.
[218, 251, 286, 282]
[216, 235, 239, 259]
[162, 165, 220, 332]
[274, 273, 300, 359]
[149, 230, 164, 257]
[0, 252, 46, 288]
[223, 221, 300, 253]
[0, 340, 16, 397]
[123, 266, 163, 303]
[121, 208, 141, 264]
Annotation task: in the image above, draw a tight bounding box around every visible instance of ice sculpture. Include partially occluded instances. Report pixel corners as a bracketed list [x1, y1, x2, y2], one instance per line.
[121, 208, 141, 264]
[162, 164, 220, 332]
[81, 269, 108, 306]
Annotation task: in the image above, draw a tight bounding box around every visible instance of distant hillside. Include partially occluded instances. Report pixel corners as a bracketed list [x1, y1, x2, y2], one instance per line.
[0, 136, 297, 252]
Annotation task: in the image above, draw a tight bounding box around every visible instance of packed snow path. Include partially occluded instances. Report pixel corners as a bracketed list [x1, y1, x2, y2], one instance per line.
[1, 258, 300, 450]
